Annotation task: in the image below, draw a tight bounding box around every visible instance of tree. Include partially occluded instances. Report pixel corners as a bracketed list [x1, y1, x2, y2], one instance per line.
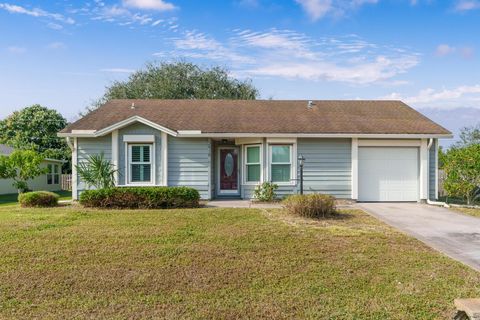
[0, 150, 47, 193]
[84, 61, 259, 114]
[454, 124, 480, 148]
[76, 153, 116, 189]
[438, 145, 446, 169]
[443, 144, 480, 205]
[0, 105, 70, 170]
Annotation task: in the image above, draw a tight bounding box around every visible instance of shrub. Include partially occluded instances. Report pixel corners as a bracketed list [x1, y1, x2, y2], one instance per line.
[283, 194, 336, 218]
[443, 144, 480, 205]
[79, 186, 200, 209]
[18, 191, 59, 208]
[253, 182, 278, 202]
[76, 153, 116, 189]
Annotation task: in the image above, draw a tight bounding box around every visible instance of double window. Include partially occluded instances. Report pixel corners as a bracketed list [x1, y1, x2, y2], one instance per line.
[47, 164, 60, 185]
[244, 144, 294, 184]
[245, 145, 261, 183]
[128, 144, 152, 183]
[270, 145, 293, 183]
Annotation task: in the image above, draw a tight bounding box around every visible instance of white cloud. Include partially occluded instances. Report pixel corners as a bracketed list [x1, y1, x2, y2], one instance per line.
[295, 0, 378, 21]
[47, 42, 66, 50]
[434, 44, 475, 59]
[455, 0, 480, 11]
[151, 19, 163, 26]
[435, 44, 455, 56]
[246, 55, 417, 84]
[232, 29, 316, 59]
[163, 29, 419, 85]
[47, 22, 63, 30]
[122, 0, 176, 11]
[7, 46, 26, 54]
[164, 30, 253, 63]
[381, 85, 480, 108]
[89, 3, 175, 27]
[295, 0, 332, 20]
[0, 3, 75, 24]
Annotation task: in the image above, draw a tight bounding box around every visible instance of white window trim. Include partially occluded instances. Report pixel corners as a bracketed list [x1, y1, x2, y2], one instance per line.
[126, 143, 155, 186]
[243, 144, 263, 185]
[267, 143, 297, 185]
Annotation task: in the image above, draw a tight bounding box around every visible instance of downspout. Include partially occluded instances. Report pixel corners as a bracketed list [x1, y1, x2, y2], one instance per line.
[66, 137, 74, 151]
[426, 138, 449, 207]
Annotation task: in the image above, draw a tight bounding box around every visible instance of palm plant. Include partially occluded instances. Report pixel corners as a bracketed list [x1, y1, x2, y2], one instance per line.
[76, 153, 116, 189]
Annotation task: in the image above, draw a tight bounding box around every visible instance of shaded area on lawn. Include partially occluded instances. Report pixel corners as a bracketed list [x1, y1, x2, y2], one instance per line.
[0, 190, 71, 206]
[439, 196, 480, 206]
[0, 206, 479, 319]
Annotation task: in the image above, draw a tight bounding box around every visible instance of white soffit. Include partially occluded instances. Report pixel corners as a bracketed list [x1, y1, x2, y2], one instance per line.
[123, 135, 155, 142]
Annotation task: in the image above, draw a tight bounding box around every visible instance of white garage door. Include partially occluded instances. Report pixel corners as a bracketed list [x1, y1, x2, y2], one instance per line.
[358, 147, 419, 202]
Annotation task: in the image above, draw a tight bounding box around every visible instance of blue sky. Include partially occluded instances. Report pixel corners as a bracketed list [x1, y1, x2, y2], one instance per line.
[1, 0, 480, 145]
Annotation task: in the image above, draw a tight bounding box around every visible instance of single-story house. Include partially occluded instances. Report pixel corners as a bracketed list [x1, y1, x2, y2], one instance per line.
[58, 99, 451, 202]
[0, 144, 64, 194]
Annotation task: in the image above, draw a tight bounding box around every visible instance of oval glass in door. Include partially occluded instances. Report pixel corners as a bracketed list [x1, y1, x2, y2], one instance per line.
[224, 153, 234, 177]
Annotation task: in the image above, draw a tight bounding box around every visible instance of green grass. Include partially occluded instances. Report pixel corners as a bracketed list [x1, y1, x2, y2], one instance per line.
[0, 206, 479, 319]
[0, 190, 71, 206]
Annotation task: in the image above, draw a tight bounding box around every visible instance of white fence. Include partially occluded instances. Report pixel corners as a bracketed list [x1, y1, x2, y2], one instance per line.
[61, 174, 72, 191]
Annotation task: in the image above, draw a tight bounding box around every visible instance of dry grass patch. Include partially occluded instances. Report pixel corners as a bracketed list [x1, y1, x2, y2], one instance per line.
[452, 207, 480, 218]
[0, 205, 479, 319]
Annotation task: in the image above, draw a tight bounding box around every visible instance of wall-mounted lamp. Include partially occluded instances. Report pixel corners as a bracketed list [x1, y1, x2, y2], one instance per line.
[298, 154, 305, 195]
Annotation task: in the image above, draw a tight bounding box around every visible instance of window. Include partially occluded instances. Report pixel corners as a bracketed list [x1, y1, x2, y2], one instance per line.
[47, 164, 60, 185]
[245, 145, 261, 183]
[129, 144, 152, 183]
[54, 165, 59, 184]
[270, 145, 292, 183]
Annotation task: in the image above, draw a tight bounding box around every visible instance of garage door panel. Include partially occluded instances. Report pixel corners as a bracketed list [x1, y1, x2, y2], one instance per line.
[359, 147, 419, 202]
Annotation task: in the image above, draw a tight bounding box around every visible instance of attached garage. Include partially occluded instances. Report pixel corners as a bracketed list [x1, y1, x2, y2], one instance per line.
[358, 147, 419, 202]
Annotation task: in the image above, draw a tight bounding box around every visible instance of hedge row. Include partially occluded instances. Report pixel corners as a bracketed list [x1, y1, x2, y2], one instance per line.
[18, 191, 59, 208]
[79, 187, 200, 209]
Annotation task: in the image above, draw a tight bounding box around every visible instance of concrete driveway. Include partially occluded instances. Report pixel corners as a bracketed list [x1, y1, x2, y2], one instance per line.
[357, 202, 480, 272]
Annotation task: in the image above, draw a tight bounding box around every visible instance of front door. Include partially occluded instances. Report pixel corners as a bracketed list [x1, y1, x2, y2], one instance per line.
[217, 147, 239, 195]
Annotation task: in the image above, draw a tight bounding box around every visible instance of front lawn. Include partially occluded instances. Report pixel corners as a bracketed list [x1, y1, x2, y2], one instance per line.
[0, 190, 71, 206]
[0, 206, 479, 319]
[453, 207, 480, 218]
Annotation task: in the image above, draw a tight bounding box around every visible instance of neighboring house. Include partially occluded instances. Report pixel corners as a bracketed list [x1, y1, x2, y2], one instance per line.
[58, 100, 452, 202]
[0, 144, 64, 194]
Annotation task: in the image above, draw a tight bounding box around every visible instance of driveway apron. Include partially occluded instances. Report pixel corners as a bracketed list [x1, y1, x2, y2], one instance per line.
[358, 202, 480, 272]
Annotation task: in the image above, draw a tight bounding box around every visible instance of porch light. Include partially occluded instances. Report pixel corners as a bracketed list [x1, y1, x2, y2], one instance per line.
[298, 155, 305, 195]
[298, 154, 305, 167]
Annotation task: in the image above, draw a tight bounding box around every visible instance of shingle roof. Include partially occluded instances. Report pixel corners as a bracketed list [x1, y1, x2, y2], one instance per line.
[0, 144, 14, 156]
[61, 99, 451, 135]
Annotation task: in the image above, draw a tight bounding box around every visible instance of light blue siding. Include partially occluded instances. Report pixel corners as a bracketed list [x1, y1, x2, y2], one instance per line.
[297, 138, 352, 198]
[243, 138, 351, 199]
[429, 139, 437, 200]
[77, 135, 112, 198]
[242, 184, 256, 199]
[243, 185, 296, 199]
[118, 123, 162, 185]
[168, 137, 211, 199]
